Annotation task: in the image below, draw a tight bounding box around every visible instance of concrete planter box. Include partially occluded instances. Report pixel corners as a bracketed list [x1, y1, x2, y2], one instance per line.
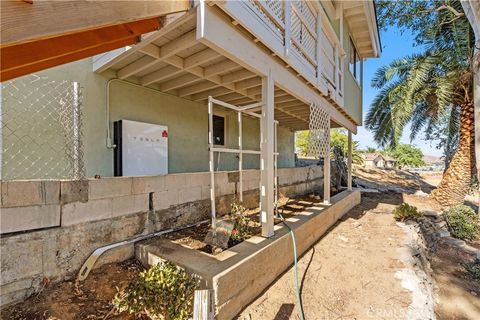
[136, 190, 361, 319]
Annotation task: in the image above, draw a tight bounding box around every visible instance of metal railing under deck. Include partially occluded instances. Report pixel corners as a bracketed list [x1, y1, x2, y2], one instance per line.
[219, 0, 345, 107]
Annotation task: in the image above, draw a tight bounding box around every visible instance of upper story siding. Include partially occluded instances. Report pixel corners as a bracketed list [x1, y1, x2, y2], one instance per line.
[217, 0, 378, 126]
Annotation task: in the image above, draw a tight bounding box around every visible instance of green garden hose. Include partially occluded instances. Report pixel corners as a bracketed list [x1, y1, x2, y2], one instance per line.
[278, 210, 306, 320]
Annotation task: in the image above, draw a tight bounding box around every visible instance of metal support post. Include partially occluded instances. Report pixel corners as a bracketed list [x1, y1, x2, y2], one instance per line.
[238, 111, 243, 202]
[260, 69, 275, 237]
[208, 97, 216, 230]
[323, 130, 331, 205]
[347, 130, 352, 191]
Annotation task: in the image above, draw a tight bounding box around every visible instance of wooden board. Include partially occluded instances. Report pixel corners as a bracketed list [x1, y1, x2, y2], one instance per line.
[0, 0, 191, 81]
[1, 0, 191, 46]
[1, 18, 159, 81]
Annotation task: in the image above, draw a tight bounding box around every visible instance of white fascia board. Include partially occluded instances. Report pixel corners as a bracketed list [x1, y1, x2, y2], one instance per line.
[198, 5, 357, 133]
[365, 0, 381, 57]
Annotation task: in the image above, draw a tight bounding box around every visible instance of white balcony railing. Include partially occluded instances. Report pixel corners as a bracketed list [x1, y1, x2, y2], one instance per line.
[219, 0, 345, 105]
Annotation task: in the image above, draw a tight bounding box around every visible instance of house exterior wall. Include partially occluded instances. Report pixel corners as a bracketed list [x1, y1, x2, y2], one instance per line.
[364, 157, 385, 168]
[1, 58, 295, 179]
[385, 161, 396, 168]
[331, 15, 363, 125]
[376, 158, 385, 167]
[364, 160, 374, 167]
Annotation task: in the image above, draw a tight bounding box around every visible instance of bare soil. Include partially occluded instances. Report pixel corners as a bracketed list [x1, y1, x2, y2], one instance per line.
[1, 260, 143, 320]
[354, 166, 437, 193]
[2, 169, 479, 320]
[431, 244, 480, 320]
[237, 192, 414, 320]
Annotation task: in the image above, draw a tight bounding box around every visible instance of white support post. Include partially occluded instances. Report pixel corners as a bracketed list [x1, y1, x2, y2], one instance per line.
[347, 130, 352, 191]
[316, 8, 322, 86]
[339, 1, 345, 96]
[238, 111, 243, 202]
[260, 69, 275, 238]
[274, 121, 278, 207]
[284, 0, 291, 58]
[323, 130, 331, 205]
[208, 97, 216, 230]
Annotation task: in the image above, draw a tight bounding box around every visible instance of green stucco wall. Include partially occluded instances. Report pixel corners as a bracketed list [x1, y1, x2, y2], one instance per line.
[1, 58, 295, 179]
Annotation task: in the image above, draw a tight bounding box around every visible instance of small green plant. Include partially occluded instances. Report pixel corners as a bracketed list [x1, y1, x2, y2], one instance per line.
[393, 203, 422, 221]
[113, 261, 198, 320]
[463, 260, 480, 281]
[229, 199, 251, 245]
[445, 205, 480, 240]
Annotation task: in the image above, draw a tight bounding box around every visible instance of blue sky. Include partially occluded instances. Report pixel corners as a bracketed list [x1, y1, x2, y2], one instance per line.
[356, 27, 443, 156]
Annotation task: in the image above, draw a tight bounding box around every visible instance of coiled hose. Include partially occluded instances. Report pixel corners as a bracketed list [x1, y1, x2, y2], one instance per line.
[277, 205, 306, 320]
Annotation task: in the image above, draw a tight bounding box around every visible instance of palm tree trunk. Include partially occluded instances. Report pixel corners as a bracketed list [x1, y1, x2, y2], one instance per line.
[431, 101, 475, 206]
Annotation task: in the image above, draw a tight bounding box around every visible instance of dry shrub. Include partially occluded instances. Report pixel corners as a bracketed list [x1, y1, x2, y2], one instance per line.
[393, 203, 422, 221]
[113, 261, 198, 320]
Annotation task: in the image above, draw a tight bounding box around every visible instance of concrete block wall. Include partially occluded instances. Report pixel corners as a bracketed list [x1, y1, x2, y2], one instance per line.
[0, 166, 324, 306]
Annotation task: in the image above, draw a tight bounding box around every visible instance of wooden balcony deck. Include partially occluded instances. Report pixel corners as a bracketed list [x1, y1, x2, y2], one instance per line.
[218, 0, 345, 107]
[93, 1, 380, 132]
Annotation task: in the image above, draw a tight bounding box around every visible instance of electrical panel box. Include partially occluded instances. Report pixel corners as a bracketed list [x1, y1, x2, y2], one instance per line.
[114, 120, 168, 176]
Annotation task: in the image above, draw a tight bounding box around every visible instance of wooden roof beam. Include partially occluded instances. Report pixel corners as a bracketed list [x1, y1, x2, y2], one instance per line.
[276, 101, 307, 109]
[160, 74, 201, 91]
[0, 1, 192, 81]
[191, 87, 231, 101]
[141, 65, 182, 86]
[235, 77, 262, 90]
[221, 69, 256, 85]
[178, 81, 220, 97]
[141, 46, 217, 85]
[204, 60, 239, 77]
[118, 30, 196, 79]
[1, 0, 191, 46]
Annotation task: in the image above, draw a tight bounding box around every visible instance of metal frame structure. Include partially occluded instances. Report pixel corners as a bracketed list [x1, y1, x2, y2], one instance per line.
[347, 130, 353, 191]
[207, 96, 278, 232]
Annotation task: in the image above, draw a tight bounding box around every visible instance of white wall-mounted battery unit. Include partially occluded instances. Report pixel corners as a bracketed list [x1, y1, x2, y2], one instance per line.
[113, 120, 168, 176]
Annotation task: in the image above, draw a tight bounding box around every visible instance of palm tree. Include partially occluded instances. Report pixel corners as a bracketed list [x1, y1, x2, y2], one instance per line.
[366, 0, 475, 206]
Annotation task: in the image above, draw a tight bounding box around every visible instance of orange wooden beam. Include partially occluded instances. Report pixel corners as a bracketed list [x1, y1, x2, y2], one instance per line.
[1, 0, 191, 46]
[0, 18, 161, 81]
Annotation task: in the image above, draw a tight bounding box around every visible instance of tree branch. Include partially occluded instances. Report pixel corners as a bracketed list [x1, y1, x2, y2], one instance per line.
[421, 3, 465, 17]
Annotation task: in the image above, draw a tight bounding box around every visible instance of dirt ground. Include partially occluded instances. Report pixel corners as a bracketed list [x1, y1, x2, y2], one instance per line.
[1, 259, 142, 320]
[238, 192, 415, 320]
[431, 244, 480, 319]
[353, 166, 437, 193]
[2, 170, 479, 320]
[237, 178, 479, 320]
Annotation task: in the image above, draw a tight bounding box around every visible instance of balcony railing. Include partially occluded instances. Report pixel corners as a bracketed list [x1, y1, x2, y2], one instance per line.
[219, 0, 345, 106]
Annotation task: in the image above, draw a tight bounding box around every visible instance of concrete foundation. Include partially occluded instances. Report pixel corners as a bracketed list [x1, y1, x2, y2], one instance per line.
[136, 190, 361, 320]
[0, 166, 325, 307]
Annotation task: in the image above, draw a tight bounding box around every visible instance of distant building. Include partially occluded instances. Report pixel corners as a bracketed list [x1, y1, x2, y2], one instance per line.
[362, 153, 384, 168]
[362, 153, 397, 169]
[383, 155, 397, 168]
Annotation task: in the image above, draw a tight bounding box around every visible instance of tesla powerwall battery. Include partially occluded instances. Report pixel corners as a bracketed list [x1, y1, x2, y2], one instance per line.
[113, 120, 168, 176]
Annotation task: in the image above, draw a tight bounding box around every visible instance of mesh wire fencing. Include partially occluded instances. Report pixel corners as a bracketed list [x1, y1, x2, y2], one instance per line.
[1, 74, 85, 180]
[307, 102, 330, 158]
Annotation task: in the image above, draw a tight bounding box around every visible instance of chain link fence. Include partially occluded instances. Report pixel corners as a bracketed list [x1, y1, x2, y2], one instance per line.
[1, 74, 85, 180]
